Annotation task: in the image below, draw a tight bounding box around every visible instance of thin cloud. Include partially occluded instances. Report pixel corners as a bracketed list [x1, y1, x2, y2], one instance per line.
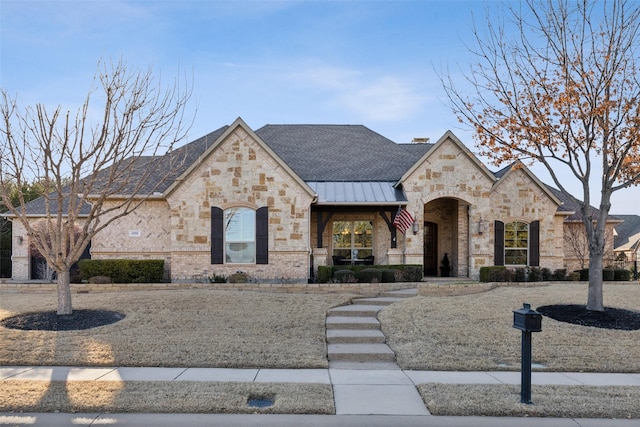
[289, 64, 425, 121]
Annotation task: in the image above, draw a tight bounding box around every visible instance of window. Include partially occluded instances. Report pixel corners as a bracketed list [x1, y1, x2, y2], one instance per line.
[224, 207, 255, 263]
[504, 221, 529, 265]
[211, 206, 268, 265]
[332, 220, 373, 260]
[494, 220, 539, 267]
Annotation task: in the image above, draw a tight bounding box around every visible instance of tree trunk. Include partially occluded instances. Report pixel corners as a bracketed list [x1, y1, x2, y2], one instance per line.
[56, 270, 73, 315]
[586, 249, 604, 312]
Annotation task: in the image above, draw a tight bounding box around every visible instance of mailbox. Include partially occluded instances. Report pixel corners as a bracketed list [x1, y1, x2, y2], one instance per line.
[513, 303, 542, 332]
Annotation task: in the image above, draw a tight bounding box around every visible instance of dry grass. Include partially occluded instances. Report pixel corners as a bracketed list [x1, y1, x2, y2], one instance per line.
[0, 380, 333, 414]
[3, 284, 640, 416]
[419, 383, 640, 418]
[380, 283, 640, 372]
[0, 289, 354, 368]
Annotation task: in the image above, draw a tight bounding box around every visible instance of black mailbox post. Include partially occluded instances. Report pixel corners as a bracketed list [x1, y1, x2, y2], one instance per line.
[513, 303, 542, 404]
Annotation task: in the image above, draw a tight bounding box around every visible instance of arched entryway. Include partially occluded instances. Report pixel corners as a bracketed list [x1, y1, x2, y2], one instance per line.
[423, 197, 470, 277]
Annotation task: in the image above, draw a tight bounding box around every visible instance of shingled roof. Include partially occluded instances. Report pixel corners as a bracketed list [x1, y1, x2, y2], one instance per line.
[255, 124, 430, 181]
[614, 214, 640, 250]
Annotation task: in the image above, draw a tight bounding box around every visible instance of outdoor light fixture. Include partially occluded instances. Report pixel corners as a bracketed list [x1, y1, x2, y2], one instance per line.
[412, 221, 419, 235]
[17, 236, 23, 245]
[477, 217, 486, 235]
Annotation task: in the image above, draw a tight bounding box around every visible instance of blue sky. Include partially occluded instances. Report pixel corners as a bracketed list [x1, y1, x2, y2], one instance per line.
[1, 0, 638, 214]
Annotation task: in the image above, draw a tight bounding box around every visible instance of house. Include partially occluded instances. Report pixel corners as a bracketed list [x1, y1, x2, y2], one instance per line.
[6, 117, 618, 282]
[614, 215, 640, 275]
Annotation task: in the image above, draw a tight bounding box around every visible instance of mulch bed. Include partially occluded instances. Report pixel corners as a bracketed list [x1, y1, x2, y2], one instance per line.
[1, 309, 125, 331]
[537, 304, 640, 331]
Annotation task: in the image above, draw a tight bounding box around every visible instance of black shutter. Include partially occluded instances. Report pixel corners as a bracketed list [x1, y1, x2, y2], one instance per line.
[494, 220, 504, 266]
[529, 220, 540, 266]
[256, 206, 269, 264]
[211, 207, 224, 264]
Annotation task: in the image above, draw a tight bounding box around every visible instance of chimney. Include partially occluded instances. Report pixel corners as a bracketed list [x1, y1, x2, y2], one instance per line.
[411, 137, 429, 144]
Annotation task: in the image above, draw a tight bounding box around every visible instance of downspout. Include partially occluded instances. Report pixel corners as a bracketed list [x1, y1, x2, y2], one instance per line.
[468, 205, 472, 278]
[308, 195, 318, 282]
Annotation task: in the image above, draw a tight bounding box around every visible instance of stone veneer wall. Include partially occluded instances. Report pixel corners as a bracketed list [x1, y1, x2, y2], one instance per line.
[9, 221, 29, 281]
[400, 136, 566, 279]
[166, 125, 315, 282]
[488, 168, 565, 272]
[402, 137, 495, 279]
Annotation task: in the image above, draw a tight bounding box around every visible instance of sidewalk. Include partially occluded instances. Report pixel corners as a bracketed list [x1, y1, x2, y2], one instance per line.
[1, 412, 638, 427]
[2, 365, 640, 425]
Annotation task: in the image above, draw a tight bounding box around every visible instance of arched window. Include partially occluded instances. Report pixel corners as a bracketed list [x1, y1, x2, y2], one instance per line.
[224, 207, 256, 264]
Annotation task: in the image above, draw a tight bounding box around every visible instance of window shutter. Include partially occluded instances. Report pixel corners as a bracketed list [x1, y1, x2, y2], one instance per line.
[529, 220, 540, 266]
[211, 207, 224, 264]
[494, 220, 504, 266]
[256, 206, 269, 264]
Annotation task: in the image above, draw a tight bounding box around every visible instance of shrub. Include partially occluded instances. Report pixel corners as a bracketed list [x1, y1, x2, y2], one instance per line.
[576, 269, 589, 281]
[568, 271, 581, 281]
[480, 266, 507, 282]
[614, 269, 631, 281]
[228, 272, 250, 283]
[334, 269, 356, 283]
[78, 259, 164, 283]
[379, 269, 396, 283]
[514, 268, 527, 282]
[541, 268, 552, 281]
[551, 269, 567, 281]
[400, 265, 423, 282]
[316, 266, 332, 283]
[602, 269, 615, 281]
[357, 268, 382, 283]
[494, 268, 513, 282]
[209, 274, 227, 283]
[528, 267, 542, 282]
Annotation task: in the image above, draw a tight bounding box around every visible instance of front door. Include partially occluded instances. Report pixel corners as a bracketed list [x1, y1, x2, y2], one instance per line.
[424, 222, 438, 276]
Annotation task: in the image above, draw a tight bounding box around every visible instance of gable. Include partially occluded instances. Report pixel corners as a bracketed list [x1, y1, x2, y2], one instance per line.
[397, 130, 497, 188]
[492, 162, 562, 208]
[397, 131, 497, 198]
[490, 165, 562, 219]
[166, 118, 314, 199]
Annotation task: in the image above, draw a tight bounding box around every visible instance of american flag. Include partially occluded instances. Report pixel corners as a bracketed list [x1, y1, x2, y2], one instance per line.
[393, 207, 415, 234]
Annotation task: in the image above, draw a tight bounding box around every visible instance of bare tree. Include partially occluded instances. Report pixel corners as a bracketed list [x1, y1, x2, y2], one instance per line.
[0, 59, 192, 315]
[564, 222, 590, 270]
[442, 0, 640, 311]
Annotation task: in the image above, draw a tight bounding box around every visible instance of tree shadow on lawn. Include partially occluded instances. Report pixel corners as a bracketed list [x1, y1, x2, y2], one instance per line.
[537, 304, 640, 331]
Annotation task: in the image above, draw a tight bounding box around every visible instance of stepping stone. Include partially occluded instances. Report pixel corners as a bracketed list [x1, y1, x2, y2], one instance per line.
[326, 329, 386, 344]
[328, 343, 395, 362]
[327, 305, 384, 317]
[352, 297, 405, 306]
[326, 316, 380, 330]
